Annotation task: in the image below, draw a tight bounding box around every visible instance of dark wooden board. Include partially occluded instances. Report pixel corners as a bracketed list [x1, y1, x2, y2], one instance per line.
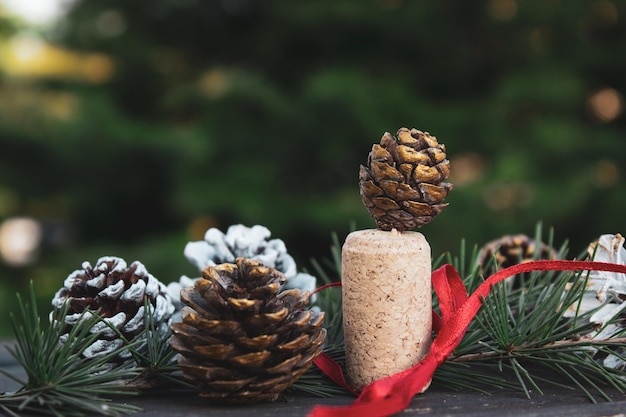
[2, 341, 626, 417]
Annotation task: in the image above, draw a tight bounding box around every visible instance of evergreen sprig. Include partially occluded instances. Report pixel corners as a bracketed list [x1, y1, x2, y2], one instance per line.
[0, 283, 141, 417]
[441, 225, 626, 401]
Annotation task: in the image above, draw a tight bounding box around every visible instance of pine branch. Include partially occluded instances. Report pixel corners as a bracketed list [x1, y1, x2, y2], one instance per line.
[438, 224, 626, 401]
[0, 283, 141, 417]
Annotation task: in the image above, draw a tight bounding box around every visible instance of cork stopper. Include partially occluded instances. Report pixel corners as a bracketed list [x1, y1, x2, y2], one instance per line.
[341, 229, 432, 390]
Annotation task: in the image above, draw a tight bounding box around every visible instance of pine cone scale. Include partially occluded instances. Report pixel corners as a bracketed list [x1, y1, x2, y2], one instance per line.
[229, 351, 271, 367]
[249, 374, 296, 390]
[370, 142, 393, 161]
[193, 344, 236, 360]
[413, 164, 442, 183]
[205, 378, 256, 391]
[276, 334, 310, 352]
[244, 307, 289, 329]
[248, 283, 281, 300]
[371, 196, 400, 210]
[388, 210, 417, 225]
[265, 355, 301, 374]
[178, 294, 209, 319]
[290, 310, 314, 328]
[395, 144, 428, 164]
[419, 183, 451, 203]
[235, 334, 278, 349]
[177, 357, 232, 379]
[182, 310, 246, 337]
[371, 160, 403, 182]
[394, 183, 421, 201]
[402, 200, 433, 217]
[227, 297, 261, 312]
[170, 323, 222, 345]
[360, 179, 384, 197]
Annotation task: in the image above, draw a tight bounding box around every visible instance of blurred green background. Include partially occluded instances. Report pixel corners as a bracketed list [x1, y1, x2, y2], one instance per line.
[0, 0, 625, 336]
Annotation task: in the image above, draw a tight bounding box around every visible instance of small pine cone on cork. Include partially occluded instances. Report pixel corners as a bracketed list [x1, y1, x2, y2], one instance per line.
[360, 127, 453, 231]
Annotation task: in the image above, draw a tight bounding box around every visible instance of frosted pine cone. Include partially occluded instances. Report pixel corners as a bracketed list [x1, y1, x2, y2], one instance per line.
[52, 256, 175, 361]
[170, 258, 326, 403]
[359, 128, 452, 231]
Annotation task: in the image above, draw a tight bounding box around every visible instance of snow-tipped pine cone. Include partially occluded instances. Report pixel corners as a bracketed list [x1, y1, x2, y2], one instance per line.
[52, 256, 175, 361]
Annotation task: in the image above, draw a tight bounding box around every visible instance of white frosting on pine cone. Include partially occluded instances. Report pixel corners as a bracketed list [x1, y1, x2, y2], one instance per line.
[99, 280, 125, 299]
[284, 271, 317, 295]
[90, 312, 128, 338]
[166, 275, 196, 319]
[123, 306, 146, 333]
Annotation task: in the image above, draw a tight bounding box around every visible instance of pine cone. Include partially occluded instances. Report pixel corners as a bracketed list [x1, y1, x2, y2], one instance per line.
[52, 256, 175, 361]
[359, 127, 452, 231]
[477, 234, 558, 275]
[169, 257, 326, 403]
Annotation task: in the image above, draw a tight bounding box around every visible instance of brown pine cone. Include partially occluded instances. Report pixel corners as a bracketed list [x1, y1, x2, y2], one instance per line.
[169, 257, 326, 403]
[477, 234, 558, 275]
[359, 127, 453, 231]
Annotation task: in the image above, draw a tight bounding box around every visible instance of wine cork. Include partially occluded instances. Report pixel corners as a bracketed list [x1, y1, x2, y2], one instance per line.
[342, 228, 432, 391]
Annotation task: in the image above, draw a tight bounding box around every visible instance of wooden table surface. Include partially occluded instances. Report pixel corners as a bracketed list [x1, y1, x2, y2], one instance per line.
[2, 341, 626, 417]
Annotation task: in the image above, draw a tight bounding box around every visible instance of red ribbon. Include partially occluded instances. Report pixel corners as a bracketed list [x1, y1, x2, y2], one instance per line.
[308, 259, 626, 417]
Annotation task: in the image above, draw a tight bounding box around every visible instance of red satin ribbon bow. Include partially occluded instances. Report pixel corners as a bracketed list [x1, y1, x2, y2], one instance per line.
[308, 260, 626, 417]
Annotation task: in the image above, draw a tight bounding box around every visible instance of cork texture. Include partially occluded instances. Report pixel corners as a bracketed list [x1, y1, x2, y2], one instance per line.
[342, 229, 432, 390]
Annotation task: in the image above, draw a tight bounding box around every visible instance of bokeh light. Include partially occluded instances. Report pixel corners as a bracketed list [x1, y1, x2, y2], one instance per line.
[488, 0, 517, 22]
[449, 153, 486, 187]
[0, 0, 75, 25]
[593, 160, 619, 188]
[587, 88, 624, 122]
[0, 217, 43, 267]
